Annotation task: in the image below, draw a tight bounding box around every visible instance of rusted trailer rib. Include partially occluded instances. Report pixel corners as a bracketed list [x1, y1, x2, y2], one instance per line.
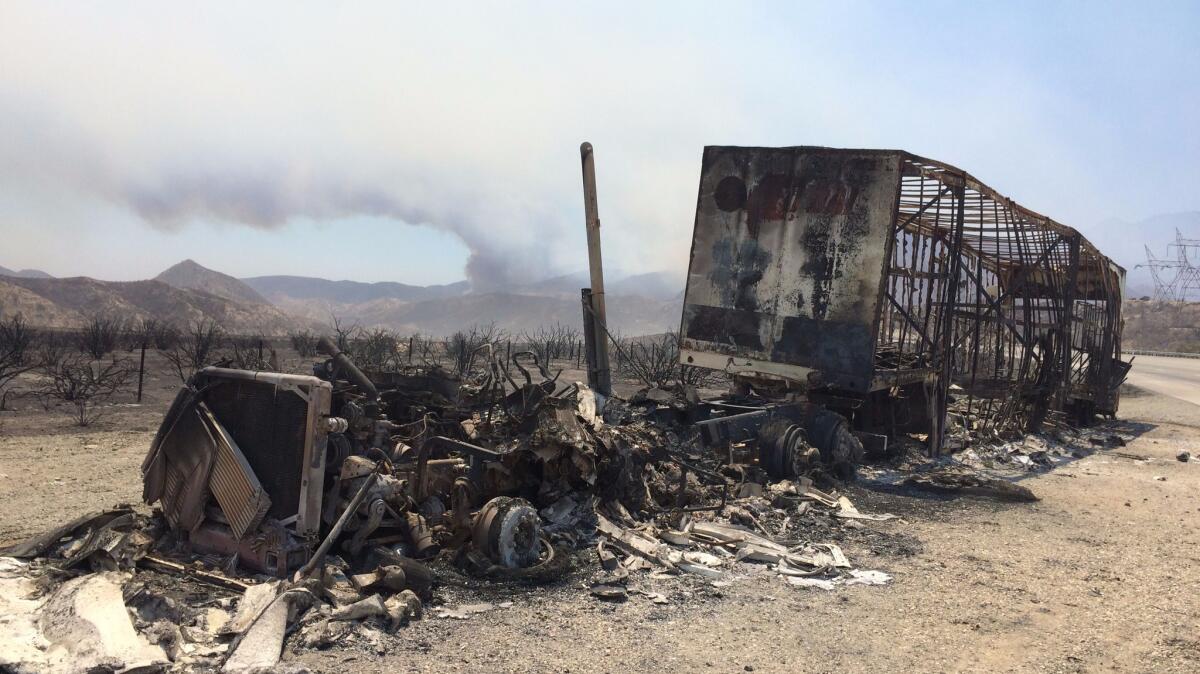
[680, 146, 1126, 454]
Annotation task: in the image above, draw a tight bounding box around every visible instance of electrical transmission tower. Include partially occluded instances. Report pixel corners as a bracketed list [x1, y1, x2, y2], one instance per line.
[1137, 229, 1200, 301]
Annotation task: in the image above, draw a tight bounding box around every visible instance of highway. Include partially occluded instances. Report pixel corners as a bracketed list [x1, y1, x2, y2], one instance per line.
[1125, 354, 1200, 406]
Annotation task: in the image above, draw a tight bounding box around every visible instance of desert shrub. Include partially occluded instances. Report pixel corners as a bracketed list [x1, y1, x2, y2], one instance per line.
[161, 318, 225, 382]
[78, 316, 124, 359]
[38, 354, 132, 426]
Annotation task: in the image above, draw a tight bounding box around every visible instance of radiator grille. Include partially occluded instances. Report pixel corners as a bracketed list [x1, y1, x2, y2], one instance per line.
[203, 380, 309, 520]
[200, 404, 272, 539]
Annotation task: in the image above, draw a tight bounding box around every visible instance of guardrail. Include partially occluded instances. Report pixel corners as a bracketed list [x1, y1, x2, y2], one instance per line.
[1125, 349, 1200, 359]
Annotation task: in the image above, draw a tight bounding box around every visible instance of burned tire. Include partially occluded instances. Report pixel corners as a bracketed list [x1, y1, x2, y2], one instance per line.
[472, 497, 542, 569]
[758, 420, 819, 480]
[806, 410, 864, 482]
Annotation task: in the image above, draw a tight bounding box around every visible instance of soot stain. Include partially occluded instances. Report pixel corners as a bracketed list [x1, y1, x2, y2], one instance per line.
[709, 237, 773, 312]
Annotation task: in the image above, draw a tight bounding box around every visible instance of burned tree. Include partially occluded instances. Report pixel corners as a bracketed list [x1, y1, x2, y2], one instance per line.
[124, 317, 176, 351]
[161, 318, 225, 383]
[618, 333, 678, 387]
[329, 314, 357, 352]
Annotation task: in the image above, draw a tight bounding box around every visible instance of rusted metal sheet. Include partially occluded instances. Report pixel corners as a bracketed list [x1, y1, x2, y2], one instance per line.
[680, 147, 902, 392]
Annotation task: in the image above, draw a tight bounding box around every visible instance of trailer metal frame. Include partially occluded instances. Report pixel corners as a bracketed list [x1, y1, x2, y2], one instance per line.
[680, 146, 1126, 454]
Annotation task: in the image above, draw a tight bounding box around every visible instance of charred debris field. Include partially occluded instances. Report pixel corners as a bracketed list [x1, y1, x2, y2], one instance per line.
[0, 340, 1176, 674]
[1, 145, 1190, 674]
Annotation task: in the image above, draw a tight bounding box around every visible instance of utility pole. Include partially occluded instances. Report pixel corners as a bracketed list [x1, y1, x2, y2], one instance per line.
[580, 142, 612, 396]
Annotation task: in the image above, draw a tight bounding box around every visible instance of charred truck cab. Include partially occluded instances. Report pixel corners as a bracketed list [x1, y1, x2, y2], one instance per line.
[680, 146, 1127, 456]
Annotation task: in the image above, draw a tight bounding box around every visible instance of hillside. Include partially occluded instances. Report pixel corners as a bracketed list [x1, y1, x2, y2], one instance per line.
[242, 267, 683, 335]
[1122, 299, 1200, 352]
[0, 276, 306, 334]
[156, 259, 270, 305]
[1, 258, 684, 337]
[242, 275, 469, 304]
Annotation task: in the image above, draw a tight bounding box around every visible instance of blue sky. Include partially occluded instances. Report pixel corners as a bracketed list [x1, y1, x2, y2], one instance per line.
[0, 2, 1196, 287]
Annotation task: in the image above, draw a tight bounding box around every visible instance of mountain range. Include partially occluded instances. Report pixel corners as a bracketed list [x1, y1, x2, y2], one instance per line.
[0, 265, 54, 279]
[0, 259, 683, 337]
[0, 273, 302, 333]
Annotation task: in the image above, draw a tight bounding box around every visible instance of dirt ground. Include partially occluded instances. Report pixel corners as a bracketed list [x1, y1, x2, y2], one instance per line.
[2, 353, 1199, 673]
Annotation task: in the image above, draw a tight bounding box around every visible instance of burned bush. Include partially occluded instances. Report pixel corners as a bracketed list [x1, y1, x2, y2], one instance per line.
[152, 322, 180, 350]
[445, 323, 505, 376]
[123, 317, 177, 352]
[349, 327, 402, 371]
[223, 334, 277, 371]
[32, 328, 72, 372]
[618, 331, 724, 389]
[78, 316, 125, 360]
[520, 323, 580, 365]
[38, 353, 133, 426]
[290, 329, 317, 357]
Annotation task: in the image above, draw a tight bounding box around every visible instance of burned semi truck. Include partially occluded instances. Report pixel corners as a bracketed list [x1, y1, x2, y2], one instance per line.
[679, 146, 1128, 454]
[136, 143, 1127, 582]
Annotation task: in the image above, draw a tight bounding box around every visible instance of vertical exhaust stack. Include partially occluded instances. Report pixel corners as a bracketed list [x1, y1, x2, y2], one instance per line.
[580, 142, 612, 396]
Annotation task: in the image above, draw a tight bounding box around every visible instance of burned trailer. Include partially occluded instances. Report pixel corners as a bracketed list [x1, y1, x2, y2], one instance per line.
[680, 146, 1127, 454]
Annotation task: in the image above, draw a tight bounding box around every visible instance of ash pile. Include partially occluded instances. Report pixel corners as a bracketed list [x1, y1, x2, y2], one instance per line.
[0, 337, 900, 673]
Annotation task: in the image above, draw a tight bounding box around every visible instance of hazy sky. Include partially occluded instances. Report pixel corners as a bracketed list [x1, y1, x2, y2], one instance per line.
[1, 2, 1197, 287]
